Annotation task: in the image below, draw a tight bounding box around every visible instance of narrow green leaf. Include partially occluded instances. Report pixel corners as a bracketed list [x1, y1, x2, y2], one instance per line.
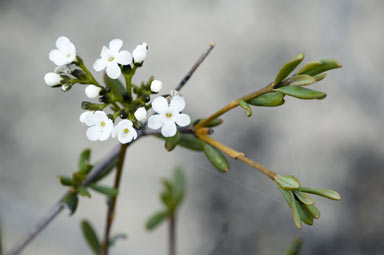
[165, 131, 180, 151]
[88, 184, 119, 197]
[78, 148, 91, 171]
[247, 92, 285, 107]
[277, 86, 326, 100]
[58, 176, 73, 186]
[304, 204, 321, 219]
[80, 220, 101, 254]
[278, 187, 292, 206]
[201, 118, 223, 128]
[78, 186, 91, 198]
[172, 168, 185, 204]
[294, 191, 314, 205]
[202, 142, 230, 172]
[73, 171, 87, 186]
[284, 237, 302, 255]
[275, 175, 301, 191]
[313, 73, 327, 82]
[61, 191, 79, 215]
[146, 211, 168, 230]
[109, 233, 127, 247]
[295, 200, 314, 226]
[300, 59, 342, 76]
[239, 100, 252, 117]
[103, 73, 125, 100]
[296, 61, 322, 75]
[288, 75, 316, 87]
[160, 190, 174, 208]
[299, 187, 341, 200]
[274, 53, 305, 84]
[177, 133, 204, 151]
[289, 191, 302, 229]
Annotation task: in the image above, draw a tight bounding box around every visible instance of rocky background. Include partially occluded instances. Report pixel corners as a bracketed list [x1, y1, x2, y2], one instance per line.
[1, 0, 383, 254]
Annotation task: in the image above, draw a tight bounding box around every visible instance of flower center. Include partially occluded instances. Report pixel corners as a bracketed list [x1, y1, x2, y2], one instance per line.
[108, 56, 115, 62]
[101, 121, 106, 127]
[166, 112, 172, 118]
[66, 53, 71, 58]
[124, 128, 130, 134]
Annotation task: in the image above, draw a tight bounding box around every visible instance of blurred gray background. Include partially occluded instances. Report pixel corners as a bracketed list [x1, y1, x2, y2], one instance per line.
[1, 0, 383, 254]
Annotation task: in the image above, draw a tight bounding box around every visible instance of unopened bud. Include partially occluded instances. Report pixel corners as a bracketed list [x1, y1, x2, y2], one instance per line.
[150, 80, 162, 93]
[61, 83, 72, 92]
[44, 72, 63, 86]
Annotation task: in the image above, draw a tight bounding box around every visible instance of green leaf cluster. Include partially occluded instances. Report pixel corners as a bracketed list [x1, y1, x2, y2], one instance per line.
[146, 168, 186, 231]
[275, 175, 340, 229]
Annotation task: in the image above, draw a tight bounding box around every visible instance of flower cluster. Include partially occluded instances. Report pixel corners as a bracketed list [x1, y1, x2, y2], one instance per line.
[44, 36, 190, 144]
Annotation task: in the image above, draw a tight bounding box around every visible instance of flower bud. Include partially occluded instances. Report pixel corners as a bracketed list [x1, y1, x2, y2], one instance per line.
[132, 42, 147, 63]
[61, 83, 72, 92]
[119, 110, 128, 119]
[150, 80, 162, 93]
[142, 94, 150, 102]
[134, 107, 147, 121]
[85, 85, 102, 98]
[44, 72, 62, 86]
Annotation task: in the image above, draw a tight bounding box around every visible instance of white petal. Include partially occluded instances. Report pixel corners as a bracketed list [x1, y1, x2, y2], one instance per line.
[134, 107, 147, 121]
[170, 95, 185, 112]
[175, 113, 190, 127]
[150, 80, 162, 93]
[112, 124, 122, 138]
[151, 96, 168, 113]
[120, 119, 133, 127]
[100, 46, 108, 57]
[116, 51, 132, 65]
[94, 111, 107, 120]
[131, 128, 137, 140]
[132, 44, 147, 63]
[85, 85, 101, 98]
[49, 49, 66, 66]
[109, 39, 123, 52]
[93, 58, 107, 71]
[86, 126, 100, 141]
[80, 111, 94, 125]
[148, 115, 163, 130]
[44, 72, 62, 86]
[118, 132, 133, 144]
[161, 121, 177, 137]
[99, 129, 111, 141]
[106, 64, 121, 79]
[56, 36, 71, 52]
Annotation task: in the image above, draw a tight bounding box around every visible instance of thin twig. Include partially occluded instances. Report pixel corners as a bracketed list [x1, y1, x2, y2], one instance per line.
[175, 42, 216, 91]
[6, 43, 215, 255]
[169, 215, 176, 255]
[101, 143, 128, 255]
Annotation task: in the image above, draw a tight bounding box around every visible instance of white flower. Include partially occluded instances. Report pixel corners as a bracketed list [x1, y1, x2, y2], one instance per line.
[49, 36, 76, 66]
[134, 107, 147, 121]
[44, 72, 62, 86]
[85, 85, 101, 98]
[150, 80, 162, 93]
[148, 95, 191, 137]
[93, 39, 132, 79]
[82, 111, 113, 141]
[112, 120, 137, 144]
[132, 42, 147, 63]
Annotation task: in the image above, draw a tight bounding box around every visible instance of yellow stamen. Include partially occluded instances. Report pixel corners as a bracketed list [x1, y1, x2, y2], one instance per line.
[123, 128, 130, 134]
[108, 56, 115, 62]
[166, 112, 172, 118]
[101, 121, 106, 127]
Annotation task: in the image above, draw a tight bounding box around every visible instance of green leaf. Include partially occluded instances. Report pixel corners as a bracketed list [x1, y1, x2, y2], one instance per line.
[298, 59, 342, 76]
[58, 176, 73, 186]
[201, 118, 223, 128]
[313, 73, 327, 82]
[239, 100, 252, 117]
[294, 191, 314, 205]
[277, 86, 326, 100]
[304, 204, 321, 219]
[92, 156, 118, 182]
[299, 187, 341, 200]
[73, 171, 87, 186]
[247, 92, 285, 107]
[80, 220, 101, 254]
[275, 175, 301, 190]
[88, 184, 119, 197]
[103, 73, 125, 100]
[172, 168, 185, 204]
[165, 131, 180, 151]
[274, 53, 305, 84]
[78, 186, 91, 198]
[284, 237, 303, 255]
[146, 211, 168, 230]
[109, 233, 127, 247]
[61, 191, 79, 215]
[295, 200, 314, 226]
[287, 75, 316, 87]
[289, 191, 302, 229]
[177, 133, 204, 151]
[296, 61, 322, 75]
[78, 148, 91, 171]
[202, 142, 229, 172]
